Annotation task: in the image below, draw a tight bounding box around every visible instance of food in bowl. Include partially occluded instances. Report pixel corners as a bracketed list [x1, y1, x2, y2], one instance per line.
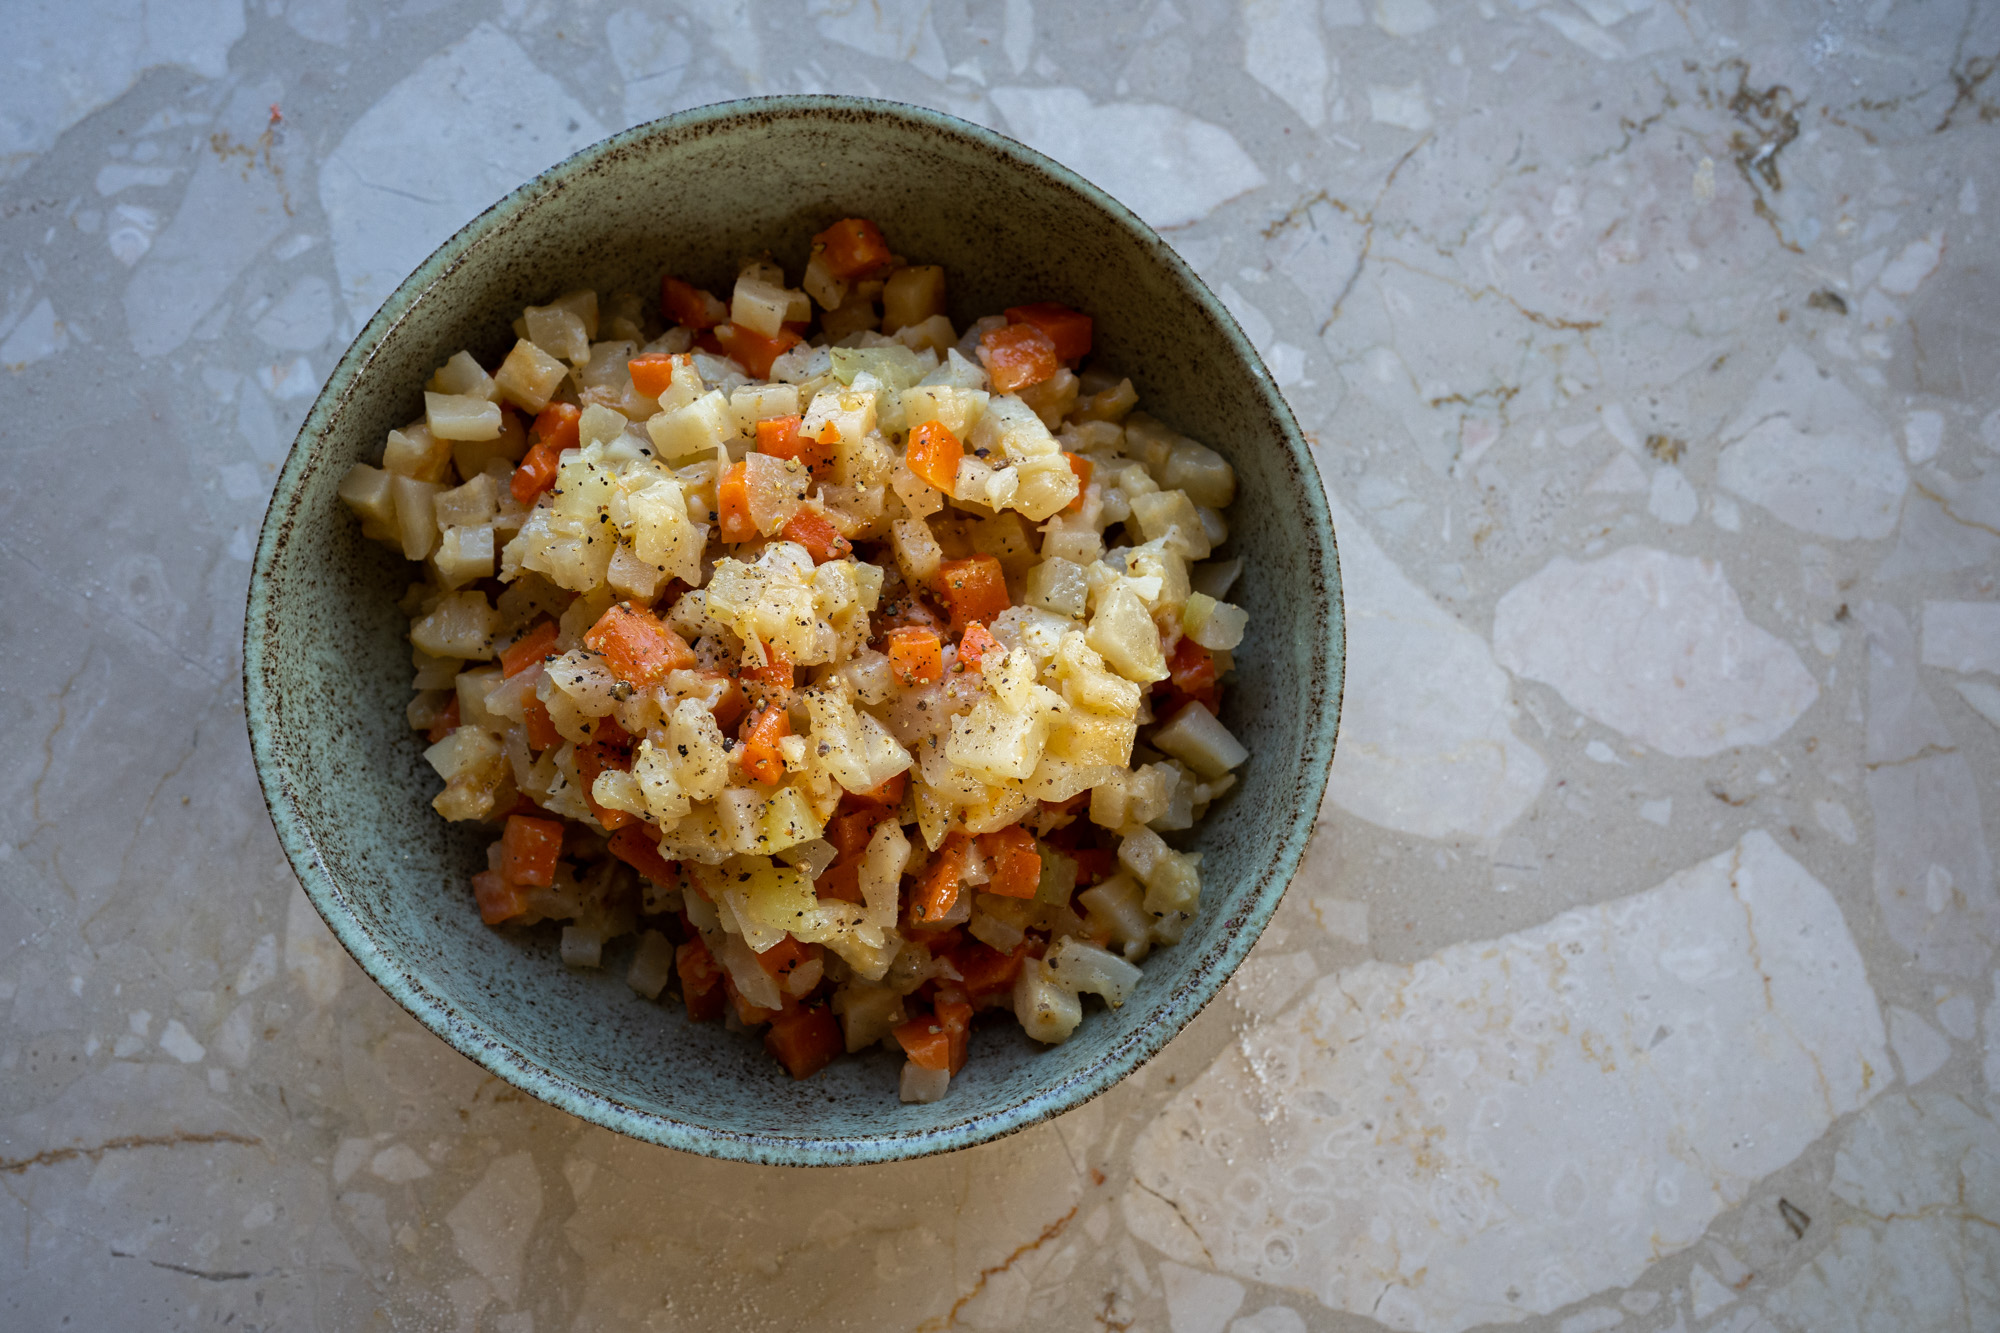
[337, 217, 1250, 1102]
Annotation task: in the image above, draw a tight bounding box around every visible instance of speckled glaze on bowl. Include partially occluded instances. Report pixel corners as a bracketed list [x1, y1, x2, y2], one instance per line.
[244, 96, 1343, 1166]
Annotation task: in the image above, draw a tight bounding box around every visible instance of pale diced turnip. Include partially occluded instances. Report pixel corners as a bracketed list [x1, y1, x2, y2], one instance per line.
[339, 463, 397, 541]
[426, 350, 495, 401]
[744, 451, 810, 534]
[425, 391, 502, 442]
[626, 930, 677, 999]
[433, 525, 494, 588]
[1010, 451, 1079, 521]
[1130, 489, 1212, 560]
[1189, 556, 1242, 600]
[1119, 827, 1201, 916]
[647, 389, 734, 462]
[493, 338, 569, 413]
[882, 265, 946, 332]
[1077, 874, 1152, 962]
[731, 272, 809, 339]
[1013, 959, 1083, 1044]
[1160, 437, 1236, 507]
[450, 407, 527, 482]
[900, 1062, 951, 1103]
[1086, 584, 1167, 683]
[890, 517, 942, 591]
[892, 313, 956, 357]
[382, 423, 453, 481]
[433, 472, 497, 528]
[424, 724, 500, 781]
[525, 300, 590, 364]
[390, 474, 441, 561]
[1189, 597, 1247, 651]
[1025, 557, 1088, 618]
[834, 983, 906, 1053]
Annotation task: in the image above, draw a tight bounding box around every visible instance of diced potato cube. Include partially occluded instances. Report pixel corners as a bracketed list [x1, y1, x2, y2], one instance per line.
[667, 699, 730, 801]
[882, 265, 946, 332]
[891, 313, 956, 357]
[833, 983, 907, 1053]
[410, 590, 499, 660]
[578, 403, 629, 451]
[434, 525, 494, 587]
[1190, 598, 1247, 651]
[731, 272, 810, 339]
[605, 541, 663, 600]
[647, 389, 734, 462]
[946, 698, 1051, 783]
[901, 1062, 951, 1102]
[391, 474, 441, 561]
[1024, 557, 1088, 618]
[632, 739, 692, 822]
[1152, 701, 1248, 778]
[1010, 451, 1079, 522]
[1013, 958, 1083, 1044]
[1118, 826, 1201, 916]
[1086, 584, 1167, 683]
[1054, 632, 1142, 716]
[1130, 489, 1212, 560]
[493, 338, 570, 413]
[744, 451, 811, 535]
[382, 423, 453, 481]
[433, 472, 498, 528]
[898, 384, 988, 441]
[425, 392, 502, 442]
[339, 463, 397, 540]
[1046, 709, 1136, 768]
[1161, 437, 1236, 508]
[451, 407, 527, 480]
[1077, 874, 1152, 962]
[525, 301, 590, 364]
[730, 382, 801, 433]
[426, 350, 495, 401]
[969, 393, 1060, 462]
[890, 517, 942, 591]
[1039, 514, 1105, 567]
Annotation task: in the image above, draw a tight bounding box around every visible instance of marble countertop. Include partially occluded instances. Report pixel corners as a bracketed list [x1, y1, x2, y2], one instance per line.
[5, 1, 1997, 1329]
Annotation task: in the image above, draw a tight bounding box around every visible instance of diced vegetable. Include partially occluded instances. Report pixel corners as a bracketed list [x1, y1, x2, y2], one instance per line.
[936, 555, 1010, 632]
[886, 626, 942, 687]
[1004, 302, 1093, 361]
[501, 814, 563, 887]
[905, 419, 963, 495]
[957, 621, 1002, 671]
[584, 603, 696, 686]
[977, 825, 1040, 899]
[766, 1004, 842, 1079]
[736, 704, 791, 786]
[813, 217, 894, 279]
[977, 323, 1058, 393]
[627, 353, 676, 398]
[756, 414, 834, 478]
[716, 461, 757, 544]
[661, 275, 727, 330]
[714, 323, 801, 379]
[882, 265, 946, 332]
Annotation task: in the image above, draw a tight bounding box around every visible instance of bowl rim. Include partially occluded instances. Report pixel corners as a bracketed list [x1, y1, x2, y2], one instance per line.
[244, 92, 1343, 1166]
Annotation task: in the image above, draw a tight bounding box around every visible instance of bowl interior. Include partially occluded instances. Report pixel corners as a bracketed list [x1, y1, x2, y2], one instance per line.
[247, 97, 1343, 1164]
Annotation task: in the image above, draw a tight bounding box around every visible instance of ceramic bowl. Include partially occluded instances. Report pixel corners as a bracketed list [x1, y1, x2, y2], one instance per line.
[244, 95, 1343, 1165]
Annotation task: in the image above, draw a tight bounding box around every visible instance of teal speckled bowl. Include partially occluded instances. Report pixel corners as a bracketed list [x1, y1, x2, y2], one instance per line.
[244, 96, 1342, 1166]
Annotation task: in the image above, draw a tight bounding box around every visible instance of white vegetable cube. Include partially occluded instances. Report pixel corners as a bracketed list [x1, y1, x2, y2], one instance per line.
[423, 724, 500, 781]
[1046, 709, 1137, 768]
[577, 403, 629, 450]
[859, 820, 910, 930]
[890, 517, 943, 590]
[1013, 959, 1083, 1044]
[970, 393, 1060, 461]
[410, 591, 499, 660]
[1086, 584, 1168, 683]
[626, 931, 678, 999]
[900, 1062, 951, 1103]
[426, 350, 496, 400]
[946, 698, 1051, 783]
[624, 475, 702, 585]
[759, 785, 823, 854]
[391, 474, 442, 561]
[836, 985, 907, 1052]
[730, 272, 810, 339]
[338, 463, 397, 540]
[1119, 827, 1202, 916]
[882, 265, 946, 331]
[524, 302, 590, 364]
[1043, 937, 1144, 1008]
[1024, 557, 1088, 618]
[1010, 451, 1079, 521]
[1161, 438, 1236, 508]
[425, 392, 502, 442]
[433, 525, 494, 587]
[1187, 596, 1247, 651]
[1039, 514, 1105, 567]
[667, 700, 729, 800]
[590, 768, 649, 823]
[1055, 632, 1142, 716]
[1077, 874, 1153, 961]
[892, 313, 956, 357]
[493, 338, 570, 413]
[632, 739, 692, 822]
[382, 424, 453, 481]
[647, 389, 735, 461]
[433, 472, 498, 528]
[890, 463, 945, 518]
[729, 382, 802, 433]
[1151, 701, 1246, 779]
[605, 542, 664, 600]
[899, 384, 988, 441]
[1130, 489, 1212, 560]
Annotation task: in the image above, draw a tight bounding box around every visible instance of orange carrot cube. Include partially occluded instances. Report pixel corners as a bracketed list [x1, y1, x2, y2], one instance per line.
[978, 322, 1059, 393]
[813, 217, 894, 280]
[584, 603, 696, 687]
[1004, 301, 1094, 361]
[885, 626, 943, 687]
[935, 555, 1010, 631]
